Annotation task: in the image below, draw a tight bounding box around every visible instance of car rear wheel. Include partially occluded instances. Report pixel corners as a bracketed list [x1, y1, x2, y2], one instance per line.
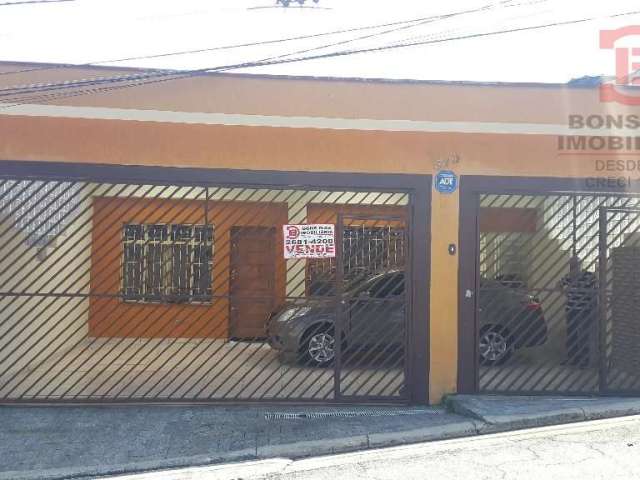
[479, 326, 512, 366]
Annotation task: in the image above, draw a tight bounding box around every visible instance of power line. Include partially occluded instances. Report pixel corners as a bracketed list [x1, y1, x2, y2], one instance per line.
[0, 9, 477, 77]
[0, 0, 523, 95]
[2, 6, 638, 108]
[0, 9, 610, 105]
[0, 0, 74, 6]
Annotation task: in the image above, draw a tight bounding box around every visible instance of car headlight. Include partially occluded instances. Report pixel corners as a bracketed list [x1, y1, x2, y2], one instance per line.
[278, 306, 311, 322]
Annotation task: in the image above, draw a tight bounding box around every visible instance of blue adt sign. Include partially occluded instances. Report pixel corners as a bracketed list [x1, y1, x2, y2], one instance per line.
[434, 170, 458, 194]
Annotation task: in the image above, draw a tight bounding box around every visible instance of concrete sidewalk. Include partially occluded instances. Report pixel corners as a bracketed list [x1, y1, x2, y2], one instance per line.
[0, 405, 476, 480]
[2, 396, 640, 480]
[445, 394, 640, 433]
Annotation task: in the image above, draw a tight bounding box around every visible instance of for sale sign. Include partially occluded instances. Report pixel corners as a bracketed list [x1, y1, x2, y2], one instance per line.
[283, 224, 336, 259]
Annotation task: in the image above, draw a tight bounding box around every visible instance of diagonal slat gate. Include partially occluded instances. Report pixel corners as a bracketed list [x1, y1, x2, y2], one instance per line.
[335, 214, 408, 401]
[0, 173, 413, 403]
[599, 207, 640, 395]
[477, 193, 640, 395]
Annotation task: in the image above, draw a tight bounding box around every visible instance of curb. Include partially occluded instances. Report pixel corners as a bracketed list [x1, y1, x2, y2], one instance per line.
[0, 451, 258, 480]
[0, 420, 482, 480]
[444, 395, 640, 434]
[4, 398, 640, 480]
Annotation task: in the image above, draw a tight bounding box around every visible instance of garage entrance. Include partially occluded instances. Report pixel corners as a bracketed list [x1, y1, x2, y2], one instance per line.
[459, 178, 640, 396]
[0, 162, 430, 404]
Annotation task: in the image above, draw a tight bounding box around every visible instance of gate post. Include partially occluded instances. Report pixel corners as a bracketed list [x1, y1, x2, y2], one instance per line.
[334, 213, 344, 400]
[598, 207, 607, 393]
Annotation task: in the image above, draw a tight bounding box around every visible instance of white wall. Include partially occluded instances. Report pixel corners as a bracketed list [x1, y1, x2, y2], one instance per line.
[0, 190, 92, 396]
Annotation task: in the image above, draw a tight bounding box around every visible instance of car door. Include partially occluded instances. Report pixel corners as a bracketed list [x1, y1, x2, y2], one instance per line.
[379, 273, 405, 346]
[347, 272, 405, 347]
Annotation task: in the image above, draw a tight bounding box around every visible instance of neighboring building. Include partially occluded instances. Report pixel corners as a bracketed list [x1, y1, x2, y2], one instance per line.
[1, 61, 639, 404]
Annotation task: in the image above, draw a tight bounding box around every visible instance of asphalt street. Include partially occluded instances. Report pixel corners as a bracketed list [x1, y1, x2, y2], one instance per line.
[109, 415, 640, 480]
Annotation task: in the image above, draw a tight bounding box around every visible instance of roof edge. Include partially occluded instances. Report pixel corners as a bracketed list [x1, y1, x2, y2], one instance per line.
[0, 59, 608, 90]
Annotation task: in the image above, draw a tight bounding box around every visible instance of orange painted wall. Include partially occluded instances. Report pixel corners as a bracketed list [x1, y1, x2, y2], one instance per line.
[480, 208, 538, 233]
[89, 197, 288, 339]
[0, 113, 619, 180]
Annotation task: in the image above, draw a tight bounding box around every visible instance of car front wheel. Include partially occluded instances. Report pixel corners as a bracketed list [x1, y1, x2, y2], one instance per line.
[479, 326, 512, 366]
[304, 330, 335, 367]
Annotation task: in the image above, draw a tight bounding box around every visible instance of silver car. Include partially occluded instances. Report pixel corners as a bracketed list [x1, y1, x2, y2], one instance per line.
[267, 271, 405, 367]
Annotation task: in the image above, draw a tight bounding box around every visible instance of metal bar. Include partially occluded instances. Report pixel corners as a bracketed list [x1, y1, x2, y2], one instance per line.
[99, 187, 295, 399]
[308, 216, 406, 400]
[0, 170, 421, 403]
[149, 189, 347, 400]
[598, 207, 640, 394]
[333, 222, 407, 395]
[160, 188, 326, 399]
[9, 185, 206, 398]
[480, 194, 575, 282]
[22, 185, 208, 398]
[162, 189, 348, 400]
[478, 193, 582, 391]
[67, 186, 247, 398]
[288, 208, 408, 400]
[334, 212, 345, 401]
[159, 188, 345, 400]
[339, 300, 405, 396]
[0, 182, 149, 386]
[478, 195, 585, 389]
[526, 205, 634, 393]
[476, 194, 547, 275]
[147, 191, 312, 396]
[478, 193, 640, 395]
[250, 192, 399, 400]
[0, 179, 56, 242]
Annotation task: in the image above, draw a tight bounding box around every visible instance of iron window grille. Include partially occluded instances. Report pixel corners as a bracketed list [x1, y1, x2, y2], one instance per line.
[308, 225, 405, 295]
[122, 223, 213, 303]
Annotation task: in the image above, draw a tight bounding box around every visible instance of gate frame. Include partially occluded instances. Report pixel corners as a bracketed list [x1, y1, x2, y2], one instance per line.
[335, 213, 411, 403]
[0, 160, 431, 405]
[458, 175, 640, 396]
[598, 206, 640, 396]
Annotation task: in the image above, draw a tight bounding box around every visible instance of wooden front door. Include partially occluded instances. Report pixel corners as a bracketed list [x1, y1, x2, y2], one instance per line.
[229, 226, 276, 339]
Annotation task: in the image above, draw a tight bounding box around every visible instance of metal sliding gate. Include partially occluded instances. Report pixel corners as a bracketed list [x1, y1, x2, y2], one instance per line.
[477, 193, 640, 395]
[0, 171, 413, 403]
[599, 207, 640, 394]
[335, 214, 408, 400]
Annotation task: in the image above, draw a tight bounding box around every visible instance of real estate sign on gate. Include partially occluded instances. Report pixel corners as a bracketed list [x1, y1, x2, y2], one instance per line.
[283, 224, 336, 259]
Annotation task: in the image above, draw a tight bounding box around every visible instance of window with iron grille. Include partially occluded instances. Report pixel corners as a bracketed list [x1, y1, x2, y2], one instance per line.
[122, 223, 213, 303]
[308, 225, 405, 295]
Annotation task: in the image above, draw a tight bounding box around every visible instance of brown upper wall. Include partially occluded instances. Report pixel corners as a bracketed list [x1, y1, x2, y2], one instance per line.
[0, 61, 635, 125]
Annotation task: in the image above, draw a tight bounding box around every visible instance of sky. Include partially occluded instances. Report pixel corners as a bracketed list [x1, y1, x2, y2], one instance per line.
[1, 0, 640, 83]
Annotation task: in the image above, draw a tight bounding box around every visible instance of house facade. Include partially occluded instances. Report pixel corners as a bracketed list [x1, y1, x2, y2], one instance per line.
[1, 62, 639, 404]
